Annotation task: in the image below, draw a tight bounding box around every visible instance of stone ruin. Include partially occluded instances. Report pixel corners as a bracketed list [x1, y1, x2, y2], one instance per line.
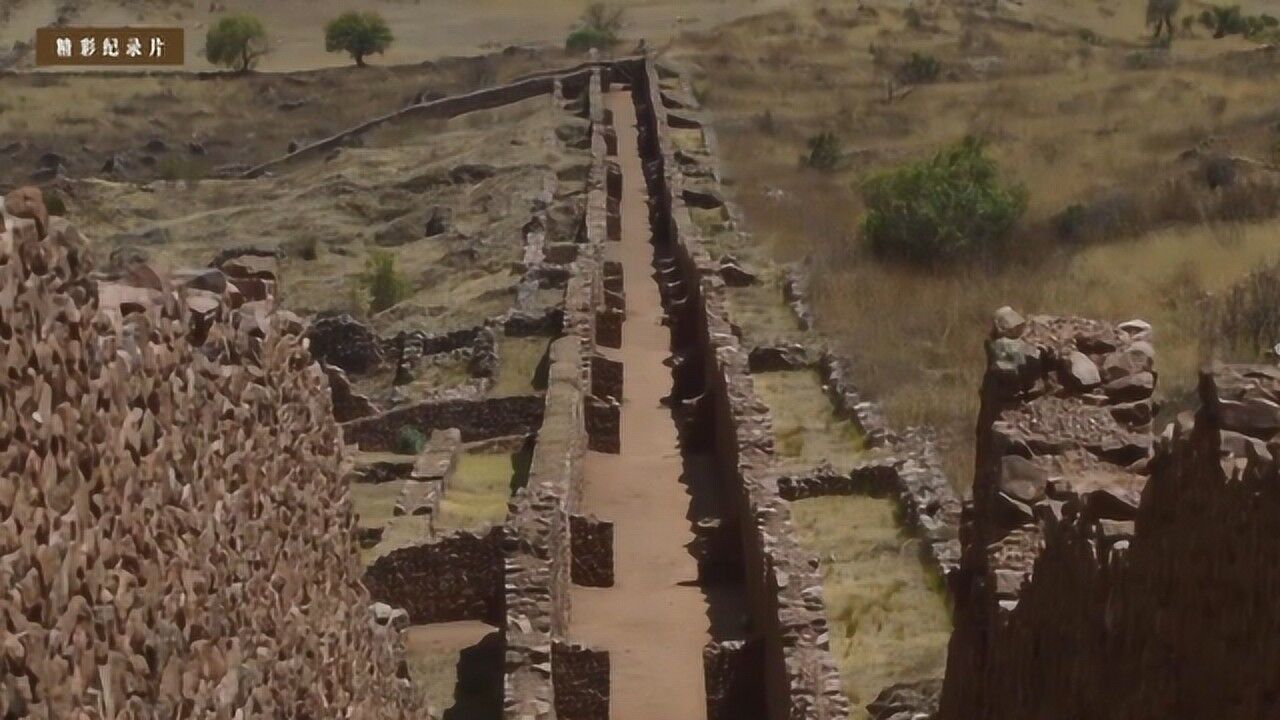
[0, 188, 419, 717]
[939, 308, 1280, 719]
[10, 49, 1280, 720]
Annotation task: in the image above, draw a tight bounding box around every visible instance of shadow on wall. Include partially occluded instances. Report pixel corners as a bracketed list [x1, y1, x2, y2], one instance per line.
[443, 631, 504, 720]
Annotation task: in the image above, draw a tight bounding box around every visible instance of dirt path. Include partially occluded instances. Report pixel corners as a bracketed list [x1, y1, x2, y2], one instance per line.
[568, 90, 709, 720]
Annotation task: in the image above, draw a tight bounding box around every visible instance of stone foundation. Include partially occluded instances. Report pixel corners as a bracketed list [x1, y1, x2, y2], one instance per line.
[342, 394, 544, 450]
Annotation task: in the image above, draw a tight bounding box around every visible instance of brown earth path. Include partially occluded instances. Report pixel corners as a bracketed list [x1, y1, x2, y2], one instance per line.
[568, 90, 710, 720]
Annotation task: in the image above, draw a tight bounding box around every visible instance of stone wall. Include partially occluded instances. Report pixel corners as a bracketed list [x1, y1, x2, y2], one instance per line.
[364, 527, 504, 625]
[570, 513, 615, 587]
[937, 309, 1260, 720]
[0, 191, 420, 717]
[635, 58, 851, 720]
[552, 642, 611, 720]
[341, 394, 545, 450]
[704, 640, 768, 720]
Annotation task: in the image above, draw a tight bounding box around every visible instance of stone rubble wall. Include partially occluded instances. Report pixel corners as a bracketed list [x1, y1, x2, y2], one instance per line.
[0, 190, 421, 718]
[703, 639, 768, 720]
[340, 394, 545, 450]
[242, 63, 636, 179]
[635, 58, 851, 720]
[501, 66, 621, 720]
[551, 642, 611, 720]
[569, 514, 615, 587]
[940, 309, 1234, 720]
[364, 527, 505, 626]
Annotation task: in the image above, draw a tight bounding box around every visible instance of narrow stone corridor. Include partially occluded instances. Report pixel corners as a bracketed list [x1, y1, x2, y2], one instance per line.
[567, 89, 711, 720]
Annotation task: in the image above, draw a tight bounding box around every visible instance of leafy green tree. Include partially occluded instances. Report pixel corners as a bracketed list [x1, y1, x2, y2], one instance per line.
[325, 11, 394, 67]
[861, 137, 1027, 267]
[205, 14, 268, 72]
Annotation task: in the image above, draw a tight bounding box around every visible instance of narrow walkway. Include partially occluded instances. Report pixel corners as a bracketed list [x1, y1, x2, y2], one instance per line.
[569, 90, 710, 719]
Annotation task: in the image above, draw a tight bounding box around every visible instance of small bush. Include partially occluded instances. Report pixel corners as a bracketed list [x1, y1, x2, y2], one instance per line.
[325, 11, 394, 67]
[1205, 259, 1280, 359]
[566, 27, 616, 52]
[803, 132, 842, 171]
[904, 6, 923, 29]
[860, 136, 1027, 267]
[44, 192, 67, 216]
[395, 426, 427, 455]
[357, 250, 410, 314]
[566, 3, 623, 52]
[1198, 4, 1277, 38]
[898, 52, 941, 83]
[205, 14, 268, 72]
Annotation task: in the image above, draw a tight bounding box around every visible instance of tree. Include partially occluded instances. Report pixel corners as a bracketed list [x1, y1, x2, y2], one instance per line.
[1146, 0, 1181, 40]
[205, 14, 268, 72]
[325, 11, 394, 67]
[566, 3, 624, 53]
[861, 137, 1027, 267]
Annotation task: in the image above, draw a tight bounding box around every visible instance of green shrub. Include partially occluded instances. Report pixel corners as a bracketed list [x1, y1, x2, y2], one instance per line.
[325, 11, 393, 67]
[566, 3, 623, 52]
[157, 155, 208, 187]
[904, 6, 923, 29]
[803, 131, 842, 171]
[860, 136, 1027, 267]
[43, 192, 67, 216]
[1198, 4, 1276, 38]
[898, 52, 941, 83]
[357, 250, 409, 313]
[566, 27, 616, 52]
[205, 14, 268, 72]
[395, 426, 427, 455]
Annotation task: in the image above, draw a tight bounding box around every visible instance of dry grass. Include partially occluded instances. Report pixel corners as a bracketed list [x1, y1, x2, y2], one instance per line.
[491, 335, 551, 397]
[672, 0, 1280, 488]
[753, 369, 869, 472]
[435, 451, 517, 531]
[790, 495, 952, 718]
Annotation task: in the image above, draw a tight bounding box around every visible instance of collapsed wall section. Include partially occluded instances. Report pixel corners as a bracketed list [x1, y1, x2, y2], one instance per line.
[940, 310, 1280, 719]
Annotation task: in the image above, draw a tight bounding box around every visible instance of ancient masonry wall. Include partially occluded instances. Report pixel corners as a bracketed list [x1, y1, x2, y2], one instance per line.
[634, 60, 850, 720]
[500, 67, 619, 720]
[938, 311, 1280, 719]
[0, 190, 421, 717]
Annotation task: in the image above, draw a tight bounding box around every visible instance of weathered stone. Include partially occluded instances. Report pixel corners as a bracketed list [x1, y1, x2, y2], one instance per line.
[1102, 371, 1155, 402]
[4, 186, 48, 237]
[1064, 351, 1102, 389]
[992, 306, 1027, 339]
[998, 456, 1048, 504]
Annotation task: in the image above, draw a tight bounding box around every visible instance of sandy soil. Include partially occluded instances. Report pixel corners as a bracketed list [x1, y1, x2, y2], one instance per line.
[1, 0, 796, 71]
[568, 90, 710, 720]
